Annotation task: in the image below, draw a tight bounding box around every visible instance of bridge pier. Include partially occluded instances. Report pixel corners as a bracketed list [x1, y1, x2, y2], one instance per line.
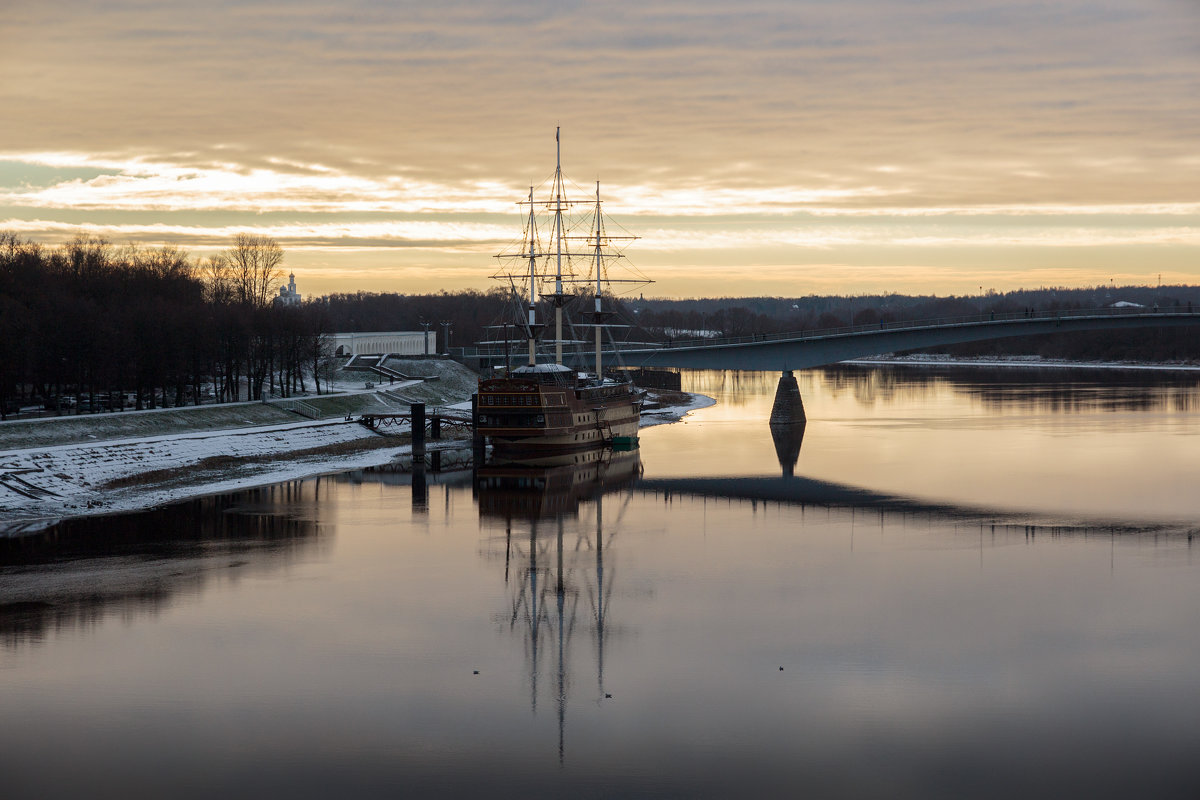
[769, 371, 806, 425]
[769, 371, 806, 477]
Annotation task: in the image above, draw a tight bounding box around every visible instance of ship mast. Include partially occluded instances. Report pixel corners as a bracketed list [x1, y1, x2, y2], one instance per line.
[551, 127, 570, 366]
[487, 129, 648, 372]
[526, 186, 538, 366]
[593, 182, 606, 377]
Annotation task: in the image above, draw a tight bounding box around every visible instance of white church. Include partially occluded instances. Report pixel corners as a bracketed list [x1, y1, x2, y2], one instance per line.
[276, 273, 302, 305]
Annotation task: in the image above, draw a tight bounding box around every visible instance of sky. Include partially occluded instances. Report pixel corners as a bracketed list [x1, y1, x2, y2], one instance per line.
[2, 0, 1198, 299]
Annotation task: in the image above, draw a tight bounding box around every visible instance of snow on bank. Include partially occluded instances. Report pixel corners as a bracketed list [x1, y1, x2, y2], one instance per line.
[2, 391, 715, 534]
[0, 417, 407, 532]
[640, 393, 716, 426]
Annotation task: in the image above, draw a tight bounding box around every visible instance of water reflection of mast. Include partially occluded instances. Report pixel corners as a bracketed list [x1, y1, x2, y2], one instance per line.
[528, 520, 541, 715]
[556, 515, 568, 765]
[585, 491, 614, 700]
[596, 495, 606, 698]
[582, 488, 633, 703]
[504, 511, 577, 762]
[483, 449, 640, 763]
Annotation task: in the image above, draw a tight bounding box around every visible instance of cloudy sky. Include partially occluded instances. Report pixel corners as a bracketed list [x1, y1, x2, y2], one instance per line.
[2, 0, 1198, 298]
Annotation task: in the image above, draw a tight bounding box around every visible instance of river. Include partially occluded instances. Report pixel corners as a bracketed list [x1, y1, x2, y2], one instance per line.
[3, 365, 1200, 799]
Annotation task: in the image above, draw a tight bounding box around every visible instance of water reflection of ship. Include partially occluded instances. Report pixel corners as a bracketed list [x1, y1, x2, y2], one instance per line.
[476, 447, 641, 520]
[476, 447, 639, 763]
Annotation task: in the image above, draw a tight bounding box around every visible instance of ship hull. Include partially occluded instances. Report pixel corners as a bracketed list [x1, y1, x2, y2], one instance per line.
[475, 373, 641, 455]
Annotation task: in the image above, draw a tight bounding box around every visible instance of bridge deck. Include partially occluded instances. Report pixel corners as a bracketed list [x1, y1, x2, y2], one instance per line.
[480, 307, 1200, 372]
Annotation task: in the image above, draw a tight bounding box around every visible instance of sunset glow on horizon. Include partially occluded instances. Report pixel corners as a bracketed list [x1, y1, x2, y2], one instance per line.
[3, 0, 1198, 298]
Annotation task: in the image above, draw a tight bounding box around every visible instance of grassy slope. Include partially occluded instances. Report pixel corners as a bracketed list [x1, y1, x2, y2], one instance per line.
[0, 359, 481, 452]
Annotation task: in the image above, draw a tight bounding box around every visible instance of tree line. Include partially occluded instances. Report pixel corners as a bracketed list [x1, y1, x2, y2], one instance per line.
[6, 227, 1197, 421]
[0, 232, 332, 419]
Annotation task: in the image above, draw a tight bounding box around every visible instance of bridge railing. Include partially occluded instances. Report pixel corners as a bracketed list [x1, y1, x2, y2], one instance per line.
[272, 398, 323, 419]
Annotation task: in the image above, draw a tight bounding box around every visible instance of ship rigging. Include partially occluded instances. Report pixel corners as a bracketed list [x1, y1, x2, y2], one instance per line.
[474, 130, 651, 455]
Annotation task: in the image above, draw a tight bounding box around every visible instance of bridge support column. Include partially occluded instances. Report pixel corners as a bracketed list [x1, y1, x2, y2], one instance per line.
[769, 371, 806, 478]
[769, 371, 806, 425]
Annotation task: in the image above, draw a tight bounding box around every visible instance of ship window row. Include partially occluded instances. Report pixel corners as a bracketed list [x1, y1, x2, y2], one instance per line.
[480, 394, 539, 406]
[477, 414, 545, 427]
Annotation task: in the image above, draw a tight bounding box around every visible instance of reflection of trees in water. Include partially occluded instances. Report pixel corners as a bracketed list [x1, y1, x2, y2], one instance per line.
[819, 365, 1200, 414]
[0, 481, 326, 648]
[476, 452, 637, 764]
[680, 370, 782, 406]
[819, 365, 913, 406]
[677, 366, 1200, 415]
[962, 379, 1200, 414]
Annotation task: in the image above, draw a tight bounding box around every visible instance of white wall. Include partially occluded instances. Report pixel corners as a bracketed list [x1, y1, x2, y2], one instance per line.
[329, 331, 437, 356]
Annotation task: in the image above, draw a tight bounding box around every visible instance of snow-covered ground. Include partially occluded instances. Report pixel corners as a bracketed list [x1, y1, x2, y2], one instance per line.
[1, 390, 714, 535]
[0, 417, 403, 534]
[640, 392, 717, 426]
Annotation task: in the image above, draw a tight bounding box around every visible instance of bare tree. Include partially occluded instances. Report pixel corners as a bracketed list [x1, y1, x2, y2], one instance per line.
[201, 253, 234, 305]
[132, 244, 194, 280]
[308, 331, 333, 395]
[226, 233, 283, 307]
[62, 234, 112, 280]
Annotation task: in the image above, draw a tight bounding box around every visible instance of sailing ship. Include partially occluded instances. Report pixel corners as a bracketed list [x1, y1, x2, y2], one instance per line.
[474, 130, 649, 455]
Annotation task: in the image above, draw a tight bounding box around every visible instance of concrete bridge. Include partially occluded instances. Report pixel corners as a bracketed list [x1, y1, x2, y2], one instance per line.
[612, 306, 1200, 371]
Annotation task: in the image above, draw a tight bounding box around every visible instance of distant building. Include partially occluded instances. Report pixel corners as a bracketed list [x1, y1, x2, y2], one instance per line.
[276, 273, 302, 306]
[328, 331, 437, 357]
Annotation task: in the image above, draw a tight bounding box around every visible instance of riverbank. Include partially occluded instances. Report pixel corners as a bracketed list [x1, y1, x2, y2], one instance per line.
[0, 386, 712, 535]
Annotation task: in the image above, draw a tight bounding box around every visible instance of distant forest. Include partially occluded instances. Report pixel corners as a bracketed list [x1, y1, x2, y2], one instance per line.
[5, 228, 1200, 419]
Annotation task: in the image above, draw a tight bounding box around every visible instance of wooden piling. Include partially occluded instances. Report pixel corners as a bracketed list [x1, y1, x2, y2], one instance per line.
[412, 402, 426, 463]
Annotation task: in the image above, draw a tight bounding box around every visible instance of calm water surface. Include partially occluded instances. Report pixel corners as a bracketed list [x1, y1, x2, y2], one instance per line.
[3, 366, 1200, 799]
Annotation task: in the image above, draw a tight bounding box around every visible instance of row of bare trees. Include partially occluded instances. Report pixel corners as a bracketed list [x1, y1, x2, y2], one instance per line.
[0, 232, 331, 419]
